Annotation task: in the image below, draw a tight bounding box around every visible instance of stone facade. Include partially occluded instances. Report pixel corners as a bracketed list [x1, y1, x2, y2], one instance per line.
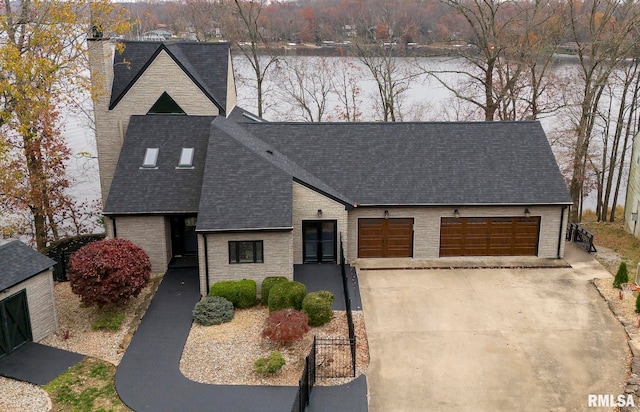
[198, 231, 293, 296]
[0, 271, 57, 342]
[347, 205, 568, 260]
[292, 182, 349, 264]
[113, 215, 171, 273]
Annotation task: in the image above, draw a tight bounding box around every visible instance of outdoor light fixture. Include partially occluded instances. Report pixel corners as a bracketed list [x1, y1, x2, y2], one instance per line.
[384, 210, 389, 219]
[525, 208, 531, 218]
[454, 209, 460, 218]
[317, 209, 323, 218]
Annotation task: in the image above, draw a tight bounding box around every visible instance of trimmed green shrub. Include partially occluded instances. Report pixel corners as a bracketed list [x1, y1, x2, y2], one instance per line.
[254, 351, 286, 374]
[193, 296, 234, 326]
[613, 261, 629, 289]
[262, 309, 310, 343]
[268, 281, 307, 312]
[302, 291, 335, 327]
[260, 276, 289, 303]
[209, 279, 257, 309]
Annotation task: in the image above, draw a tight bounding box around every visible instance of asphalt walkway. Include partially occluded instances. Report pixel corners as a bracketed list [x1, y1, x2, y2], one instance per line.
[0, 342, 84, 385]
[116, 267, 367, 411]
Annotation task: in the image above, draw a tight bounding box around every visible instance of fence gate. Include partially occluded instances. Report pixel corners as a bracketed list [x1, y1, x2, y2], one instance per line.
[315, 337, 356, 379]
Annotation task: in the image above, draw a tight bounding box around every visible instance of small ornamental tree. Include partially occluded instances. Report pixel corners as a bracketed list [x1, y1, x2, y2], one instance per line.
[67, 238, 151, 307]
[613, 262, 629, 289]
[262, 309, 310, 344]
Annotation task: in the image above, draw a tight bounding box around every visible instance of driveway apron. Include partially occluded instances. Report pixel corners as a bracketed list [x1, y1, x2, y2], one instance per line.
[360, 248, 628, 411]
[115, 268, 296, 411]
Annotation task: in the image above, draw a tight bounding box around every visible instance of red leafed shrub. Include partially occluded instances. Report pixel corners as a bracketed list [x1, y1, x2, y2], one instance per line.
[67, 238, 151, 308]
[262, 309, 310, 344]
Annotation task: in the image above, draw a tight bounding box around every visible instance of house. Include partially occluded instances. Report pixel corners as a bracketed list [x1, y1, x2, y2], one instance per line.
[0, 241, 58, 358]
[625, 134, 640, 236]
[88, 38, 572, 297]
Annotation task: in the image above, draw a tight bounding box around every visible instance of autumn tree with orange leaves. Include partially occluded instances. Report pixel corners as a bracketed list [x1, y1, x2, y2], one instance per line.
[0, 0, 131, 249]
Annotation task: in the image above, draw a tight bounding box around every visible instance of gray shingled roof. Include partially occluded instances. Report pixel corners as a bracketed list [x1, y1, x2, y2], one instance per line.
[104, 115, 216, 214]
[196, 118, 292, 232]
[110, 41, 230, 113]
[0, 241, 55, 291]
[244, 121, 572, 206]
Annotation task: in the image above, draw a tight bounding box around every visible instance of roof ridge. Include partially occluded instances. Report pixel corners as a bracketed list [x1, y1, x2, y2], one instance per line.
[212, 117, 355, 206]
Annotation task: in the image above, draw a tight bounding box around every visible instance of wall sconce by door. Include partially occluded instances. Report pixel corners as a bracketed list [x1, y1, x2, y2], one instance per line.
[317, 209, 323, 218]
[384, 210, 389, 219]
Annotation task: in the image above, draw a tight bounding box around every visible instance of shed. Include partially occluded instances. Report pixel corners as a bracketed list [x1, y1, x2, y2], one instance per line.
[0, 241, 57, 359]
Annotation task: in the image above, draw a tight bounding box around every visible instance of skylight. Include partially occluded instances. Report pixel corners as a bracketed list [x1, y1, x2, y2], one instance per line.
[142, 148, 159, 168]
[178, 147, 194, 168]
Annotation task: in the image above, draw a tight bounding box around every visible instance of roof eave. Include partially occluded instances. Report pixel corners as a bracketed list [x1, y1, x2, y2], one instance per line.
[196, 226, 293, 233]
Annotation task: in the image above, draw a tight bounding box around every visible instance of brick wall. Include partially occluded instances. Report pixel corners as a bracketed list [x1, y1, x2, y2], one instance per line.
[114, 215, 170, 273]
[347, 205, 567, 260]
[198, 231, 293, 296]
[292, 182, 349, 264]
[0, 271, 57, 342]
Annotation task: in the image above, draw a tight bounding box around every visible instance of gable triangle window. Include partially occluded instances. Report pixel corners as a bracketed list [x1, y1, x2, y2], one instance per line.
[148, 92, 186, 114]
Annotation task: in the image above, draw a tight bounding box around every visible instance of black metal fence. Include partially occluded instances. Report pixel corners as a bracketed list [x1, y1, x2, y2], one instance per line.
[292, 337, 316, 412]
[315, 337, 355, 378]
[339, 234, 357, 377]
[41, 234, 106, 281]
[566, 222, 597, 253]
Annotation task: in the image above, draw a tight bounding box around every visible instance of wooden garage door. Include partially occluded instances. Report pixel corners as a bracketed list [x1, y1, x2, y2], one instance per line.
[440, 217, 540, 257]
[0, 290, 32, 359]
[358, 218, 414, 258]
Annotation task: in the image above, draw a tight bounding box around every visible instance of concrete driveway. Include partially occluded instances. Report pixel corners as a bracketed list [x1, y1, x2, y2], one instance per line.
[359, 248, 628, 411]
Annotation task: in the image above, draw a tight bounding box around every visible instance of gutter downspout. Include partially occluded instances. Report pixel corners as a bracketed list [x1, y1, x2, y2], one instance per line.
[203, 235, 210, 294]
[112, 217, 117, 238]
[557, 206, 567, 258]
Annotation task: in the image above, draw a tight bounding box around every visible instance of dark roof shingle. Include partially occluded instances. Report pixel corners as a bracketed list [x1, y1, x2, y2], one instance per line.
[0, 241, 55, 290]
[104, 115, 216, 214]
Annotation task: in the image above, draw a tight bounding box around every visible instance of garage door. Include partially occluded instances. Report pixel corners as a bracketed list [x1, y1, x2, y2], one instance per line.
[0, 290, 32, 359]
[440, 217, 540, 257]
[358, 218, 413, 258]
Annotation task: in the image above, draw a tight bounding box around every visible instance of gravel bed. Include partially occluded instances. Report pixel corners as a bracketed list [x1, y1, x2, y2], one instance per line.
[180, 307, 369, 386]
[0, 377, 50, 412]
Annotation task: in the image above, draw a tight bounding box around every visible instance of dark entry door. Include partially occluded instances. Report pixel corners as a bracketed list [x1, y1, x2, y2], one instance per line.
[170, 215, 198, 256]
[0, 290, 32, 359]
[303, 221, 337, 263]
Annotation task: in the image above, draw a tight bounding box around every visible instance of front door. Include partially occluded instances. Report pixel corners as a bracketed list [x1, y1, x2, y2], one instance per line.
[170, 215, 198, 257]
[303, 220, 337, 263]
[0, 290, 32, 359]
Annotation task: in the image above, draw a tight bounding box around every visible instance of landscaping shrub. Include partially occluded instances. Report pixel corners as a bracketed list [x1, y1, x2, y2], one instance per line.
[254, 351, 286, 374]
[613, 261, 629, 289]
[67, 238, 151, 307]
[262, 309, 310, 344]
[260, 276, 289, 303]
[193, 296, 234, 326]
[268, 281, 307, 312]
[302, 291, 335, 327]
[209, 279, 256, 309]
[91, 311, 126, 331]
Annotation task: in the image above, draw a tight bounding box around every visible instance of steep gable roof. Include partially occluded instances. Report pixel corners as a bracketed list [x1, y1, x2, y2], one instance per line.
[104, 115, 216, 214]
[109, 41, 230, 113]
[0, 241, 55, 290]
[196, 118, 293, 232]
[245, 121, 572, 206]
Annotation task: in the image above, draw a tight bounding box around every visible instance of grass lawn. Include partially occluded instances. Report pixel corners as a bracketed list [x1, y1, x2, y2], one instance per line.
[581, 208, 640, 270]
[44, 357, 131, 412]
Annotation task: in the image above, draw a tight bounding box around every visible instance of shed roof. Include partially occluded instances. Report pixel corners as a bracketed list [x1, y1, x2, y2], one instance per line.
[0, 241, 55, 291]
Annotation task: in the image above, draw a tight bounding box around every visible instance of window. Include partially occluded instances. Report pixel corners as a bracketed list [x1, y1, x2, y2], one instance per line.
[142, 148, 159, 168]
[229, 241, 263, 264]
[177, 148, 194, 168]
